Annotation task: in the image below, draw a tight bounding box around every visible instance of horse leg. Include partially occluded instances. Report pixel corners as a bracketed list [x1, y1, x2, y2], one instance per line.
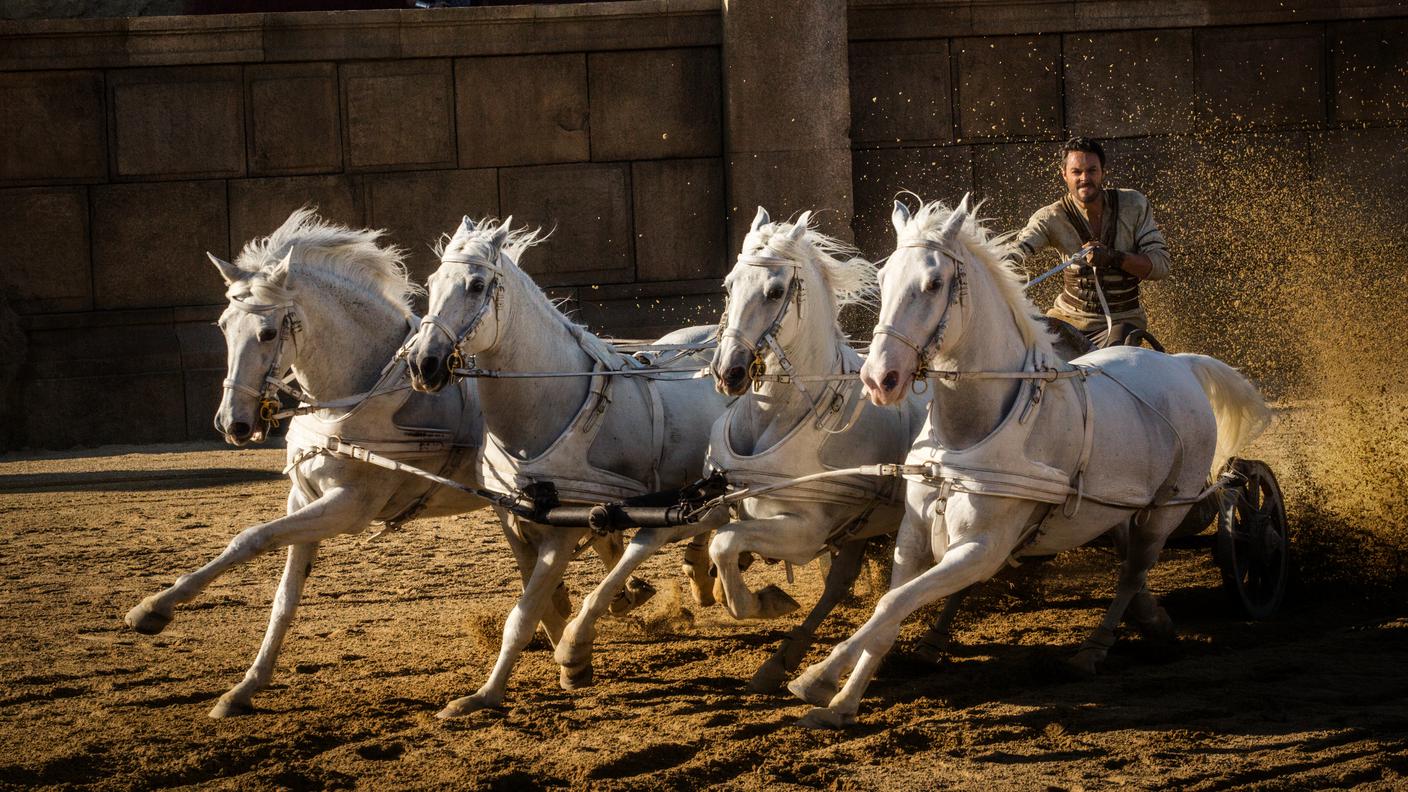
[496, 508, 572, 646]
[709, 517, 804, 621]
[788, 502, 934, 708]
[125, 487, 378, 635]
[1068, 510, 1180, 675]
[556, 524, 704, 690]
[682, 531, 715, 607]
[749, 538, 868, 692]
[912, 584, 975, 664]
[591, 532, 656, 617]
[210, 540, 319, 717]
[439, 526, 587, 718]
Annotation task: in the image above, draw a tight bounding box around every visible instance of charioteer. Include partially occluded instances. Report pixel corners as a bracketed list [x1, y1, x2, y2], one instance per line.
[1002, 137, 1172, 348]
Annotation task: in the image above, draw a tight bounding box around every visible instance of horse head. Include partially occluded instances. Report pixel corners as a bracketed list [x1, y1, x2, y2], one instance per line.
[210, 249, 297, 446]
[713, 208, 875, 397]
[408, 216, 520, 393]
[862, 194, 974, 406]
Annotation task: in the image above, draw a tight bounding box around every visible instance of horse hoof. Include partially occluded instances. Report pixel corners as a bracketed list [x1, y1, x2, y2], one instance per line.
[1138, 607, 1176, 644]
[1065, 649, 1103, 677]
[208, 698, 255, 719]
[787, 670, 837, 708]
[756, 585, 801, 619]
[124, 602, 173, 635]
[436, 693, 498, 719]
[796, 707, 852, 730]
[559, 662, 594, 690]
[609, 577, 657, 616]
[913, 638, 949, 665]
[748, 657, 788, 693]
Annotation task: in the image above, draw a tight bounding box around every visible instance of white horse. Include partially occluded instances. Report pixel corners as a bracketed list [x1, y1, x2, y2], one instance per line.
[406, 217, 730, 716]
[787, 196, 1271, 727]
[702, 207, 929, 690]
[123, 210, 616, 717]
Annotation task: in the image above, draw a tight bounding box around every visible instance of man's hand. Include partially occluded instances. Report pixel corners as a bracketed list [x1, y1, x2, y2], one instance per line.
[1081, 242, 1124, 272]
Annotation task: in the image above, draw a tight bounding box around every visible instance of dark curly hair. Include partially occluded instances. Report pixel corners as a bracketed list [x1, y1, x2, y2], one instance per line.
[1061, 137, 1105, 168]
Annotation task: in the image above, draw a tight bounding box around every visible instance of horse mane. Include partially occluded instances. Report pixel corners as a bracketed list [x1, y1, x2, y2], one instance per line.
[233, 207, 420, 319]
[903, 198, 1056, 352]
[744, 215, 878, 311]
[442, 217, 621, 362]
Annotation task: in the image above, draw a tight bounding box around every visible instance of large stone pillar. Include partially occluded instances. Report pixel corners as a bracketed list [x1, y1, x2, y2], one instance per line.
[722, 0, 853, 250]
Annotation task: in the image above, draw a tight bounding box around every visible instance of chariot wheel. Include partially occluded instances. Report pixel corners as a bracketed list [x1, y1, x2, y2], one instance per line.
[1214, 458, 1290, 620]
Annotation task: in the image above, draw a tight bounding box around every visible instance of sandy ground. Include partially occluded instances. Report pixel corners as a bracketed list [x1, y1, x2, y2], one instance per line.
[0, 439, 1405, 791]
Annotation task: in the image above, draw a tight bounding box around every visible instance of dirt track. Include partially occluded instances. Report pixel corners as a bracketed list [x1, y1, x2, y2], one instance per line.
[1, 442, 1405, 791]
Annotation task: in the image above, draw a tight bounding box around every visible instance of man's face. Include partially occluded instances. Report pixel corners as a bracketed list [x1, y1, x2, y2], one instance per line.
[1062, 151, 1104, 204]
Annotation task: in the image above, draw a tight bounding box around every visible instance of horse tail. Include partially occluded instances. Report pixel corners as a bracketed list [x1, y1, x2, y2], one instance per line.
[1177, 354, 1273, 477]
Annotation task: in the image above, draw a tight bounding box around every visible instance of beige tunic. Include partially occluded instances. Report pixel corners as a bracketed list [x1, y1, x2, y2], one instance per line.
[1004, 188, 1171, 331]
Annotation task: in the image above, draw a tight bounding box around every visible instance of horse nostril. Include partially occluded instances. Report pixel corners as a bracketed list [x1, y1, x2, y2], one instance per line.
[229, 421, 251, 439]
[422, 356, 440, 376]
[881, 370, 900, 391]
[724, 365, 746, 385]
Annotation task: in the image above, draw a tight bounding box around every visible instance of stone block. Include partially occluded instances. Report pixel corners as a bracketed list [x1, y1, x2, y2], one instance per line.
[0, 187, 92, 314]
[497, 162, 634, 287]
[723, 0, 850, 153]
[971, 141, 1065, 237]
[455, 54, 589, 168]
[955, 35, 1062, 139]
[0, 71, 106, 184]
[632, 158, 726, 282]
[1065, 29, 1198, 138]
[364, 169, 499, 284]
[1332, 20, 1408, 123]
[91, 181, 230, 310]
[1195, 26, 1324, 127]
[341, 60, 456, 172]
[20, 371, 186, 448]
[588, 48, 722, 161]
[849, 40, 953, 145]
[851, 146, 973, 261]
[229, 175, 364, 256]
[726, 148, 854, 254]
[578, 279, 724, 340]
[108, 66, 246, 179]
[246, 62, 343, 176]
[175, 310, 226, 371]
[262, 10, 402, 63]
[184, 368, 226, 441]
[23, 311, 178, 379]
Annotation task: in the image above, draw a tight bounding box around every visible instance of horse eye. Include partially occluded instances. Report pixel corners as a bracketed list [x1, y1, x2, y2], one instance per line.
[469, 278, 487, 294]
[922, 277, 942, 293]
[766, 285, 785, 301]
[257, 327, 278, 343]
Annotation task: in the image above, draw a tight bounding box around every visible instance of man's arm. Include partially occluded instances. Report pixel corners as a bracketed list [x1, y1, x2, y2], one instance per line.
[1122, 198, 1170, 280]
[1001, 211, 1051, 270]
[1086, 198, 1170, 280]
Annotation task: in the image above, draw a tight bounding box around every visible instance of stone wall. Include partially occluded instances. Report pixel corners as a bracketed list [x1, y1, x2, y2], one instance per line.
[3, 0, 1405, 448]
[0, 1, 742, 448]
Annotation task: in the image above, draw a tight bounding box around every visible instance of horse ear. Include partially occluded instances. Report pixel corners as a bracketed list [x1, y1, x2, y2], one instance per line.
[787, 211, 811, 241]
[460, 215, 474, 232]
[266, 249, 294, 288]
[939, 192, 971, 244]
[491, 215, 513, 248]
[891, 200, 911, 236]
[208, 252, 241, 286]
[751, 206, 770, 233]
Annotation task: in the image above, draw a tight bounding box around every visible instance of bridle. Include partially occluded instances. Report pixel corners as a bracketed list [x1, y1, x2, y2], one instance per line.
[217, 294, 304, 438]
[717, 252, 860, 432]
[871, 238, 969, 391]
[417, 251, 507, 377]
